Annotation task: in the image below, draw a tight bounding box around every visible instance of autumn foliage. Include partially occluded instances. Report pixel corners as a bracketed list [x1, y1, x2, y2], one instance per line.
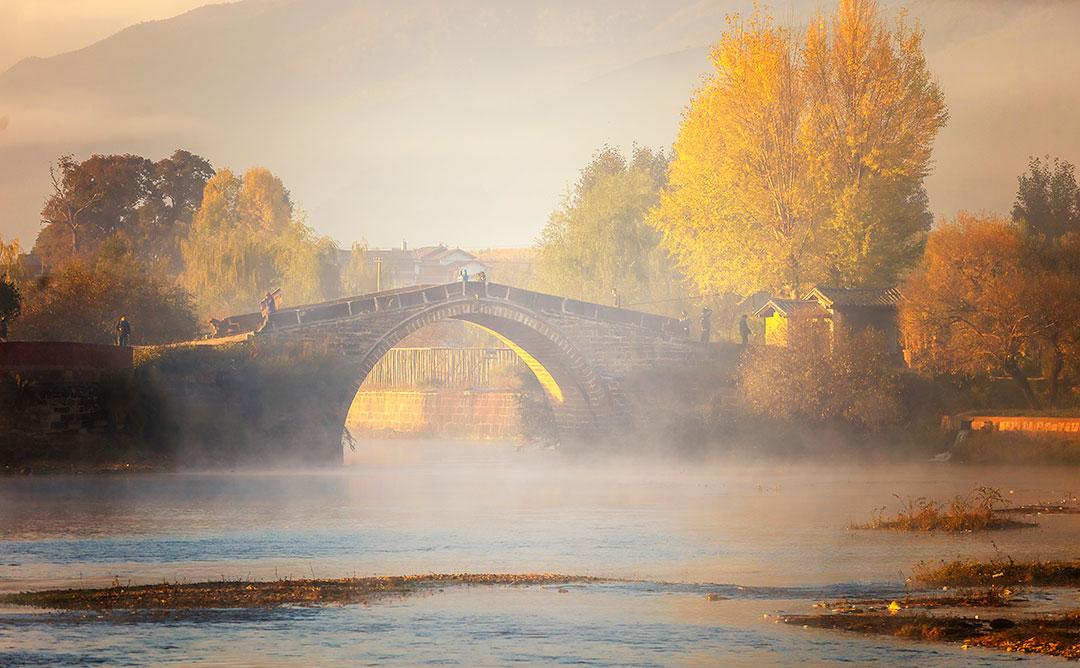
[179, 167, 341, 316]
[650, 0, 946, 297]
[900, 214, 1080, 408]
[15, 238, 197, 345]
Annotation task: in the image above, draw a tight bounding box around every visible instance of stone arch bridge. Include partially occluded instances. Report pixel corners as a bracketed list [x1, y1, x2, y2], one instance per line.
[222, 282, 701, 459]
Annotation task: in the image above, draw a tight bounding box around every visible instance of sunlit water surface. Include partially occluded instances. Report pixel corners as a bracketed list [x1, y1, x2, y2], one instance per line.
[1, 440, 1077, 666]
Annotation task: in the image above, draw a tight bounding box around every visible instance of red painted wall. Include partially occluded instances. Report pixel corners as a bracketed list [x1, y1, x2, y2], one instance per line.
[0, 342, 133, 370]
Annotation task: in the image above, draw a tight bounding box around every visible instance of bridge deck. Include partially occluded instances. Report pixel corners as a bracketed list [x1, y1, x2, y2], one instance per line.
[210, 282, 682, 340]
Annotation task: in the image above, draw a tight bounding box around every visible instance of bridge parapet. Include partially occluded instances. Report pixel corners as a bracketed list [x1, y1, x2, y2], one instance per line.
[260, 282, 683, 339]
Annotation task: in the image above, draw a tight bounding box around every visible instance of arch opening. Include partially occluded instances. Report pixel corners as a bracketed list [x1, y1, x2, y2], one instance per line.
[340, 299, 613, 447]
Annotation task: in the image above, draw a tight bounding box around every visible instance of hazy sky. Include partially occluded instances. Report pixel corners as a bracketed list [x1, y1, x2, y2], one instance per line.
[2, 0, 1078, 251]
[0, 0, 210, 71]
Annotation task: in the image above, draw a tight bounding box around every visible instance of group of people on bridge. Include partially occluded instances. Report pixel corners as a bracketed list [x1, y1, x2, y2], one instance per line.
[676, 308, 751, 345]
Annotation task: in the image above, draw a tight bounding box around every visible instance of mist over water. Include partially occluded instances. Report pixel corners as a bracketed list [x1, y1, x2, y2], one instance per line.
[1, 439, 1076, 665]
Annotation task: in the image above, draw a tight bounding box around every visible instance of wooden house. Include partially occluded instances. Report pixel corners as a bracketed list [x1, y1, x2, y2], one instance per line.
[754, 286, 902, 349]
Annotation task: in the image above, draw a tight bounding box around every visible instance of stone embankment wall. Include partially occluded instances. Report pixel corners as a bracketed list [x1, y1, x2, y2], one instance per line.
[347, 390, 523, 440]
[0, 342, 132, 463]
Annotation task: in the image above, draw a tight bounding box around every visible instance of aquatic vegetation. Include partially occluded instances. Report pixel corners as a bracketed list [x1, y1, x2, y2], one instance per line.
[911, 558, 1080, 588]
[853, 486, 1037, 532]
[0, 574, 603, 610]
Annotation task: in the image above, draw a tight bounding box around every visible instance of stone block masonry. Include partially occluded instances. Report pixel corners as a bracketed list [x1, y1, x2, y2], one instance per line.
[348, 390, 524, 440]
[0, 342, 134, 465]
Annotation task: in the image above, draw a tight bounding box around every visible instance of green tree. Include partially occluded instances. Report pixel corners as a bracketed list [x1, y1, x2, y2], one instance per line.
[137, 150, 215, 273]
[35, 150, 213, 273]
[650, 0, 946, 297]
[1012, 155, 1080, 239]
[14, 237, 197, 345]
[537, 145, 684, 309]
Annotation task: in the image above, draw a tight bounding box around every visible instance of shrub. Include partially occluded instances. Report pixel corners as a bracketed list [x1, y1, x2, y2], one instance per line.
[738, 327, 902, 432]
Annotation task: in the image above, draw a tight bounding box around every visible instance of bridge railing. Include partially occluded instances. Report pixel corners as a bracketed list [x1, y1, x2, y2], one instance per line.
[252, 282, 685, 339]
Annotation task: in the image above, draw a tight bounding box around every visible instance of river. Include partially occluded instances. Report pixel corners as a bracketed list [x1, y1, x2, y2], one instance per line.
[1, 440, 1077, 666]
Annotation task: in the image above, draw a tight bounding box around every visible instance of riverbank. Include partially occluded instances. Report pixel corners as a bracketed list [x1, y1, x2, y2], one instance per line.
[1, 574, 602, 610]
[778, 559, 1080, 659]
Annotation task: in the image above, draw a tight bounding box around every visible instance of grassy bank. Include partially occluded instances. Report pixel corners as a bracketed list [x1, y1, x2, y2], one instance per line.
[1, 574, 601, 610]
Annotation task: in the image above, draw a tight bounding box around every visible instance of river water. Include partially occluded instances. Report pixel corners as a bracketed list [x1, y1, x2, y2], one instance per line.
[1, 440, 1078, 666]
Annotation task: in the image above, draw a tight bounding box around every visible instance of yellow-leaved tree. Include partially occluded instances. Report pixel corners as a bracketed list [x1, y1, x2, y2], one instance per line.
[650, 0, 947, 298]
[180, 167, 340, 317]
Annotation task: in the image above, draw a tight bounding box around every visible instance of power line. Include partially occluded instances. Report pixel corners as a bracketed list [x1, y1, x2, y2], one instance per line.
[623, 293, 726, 308]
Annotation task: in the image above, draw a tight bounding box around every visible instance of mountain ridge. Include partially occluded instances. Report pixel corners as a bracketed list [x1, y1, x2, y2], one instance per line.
[2, 0, 1079, 249]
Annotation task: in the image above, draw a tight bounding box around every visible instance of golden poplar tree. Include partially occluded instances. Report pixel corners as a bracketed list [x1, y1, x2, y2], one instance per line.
[804, 0, 947, 285]
[650, 0, 947, 298]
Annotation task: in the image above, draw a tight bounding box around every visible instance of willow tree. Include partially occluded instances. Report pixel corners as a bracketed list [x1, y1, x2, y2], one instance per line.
[650, 0, 947, 298]
[180, 167, 340, 316]
[537, 146, 684, 310]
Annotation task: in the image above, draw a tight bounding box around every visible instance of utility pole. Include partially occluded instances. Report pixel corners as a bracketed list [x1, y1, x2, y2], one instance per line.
[375, 256, 382, 292]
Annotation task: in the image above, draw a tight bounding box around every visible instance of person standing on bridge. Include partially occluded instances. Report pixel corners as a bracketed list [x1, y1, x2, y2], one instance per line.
[262, 291, 277, 316]
[258, 291, 278, 333]
[699, 307, 712, 344]
[459, 267, 469, 285]
[115, 315, 131, 347]
[739, 314, 751, 346]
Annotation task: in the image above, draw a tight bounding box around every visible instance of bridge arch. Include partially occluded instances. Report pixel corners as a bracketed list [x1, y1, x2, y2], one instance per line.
[245, 281, 692, 458]
[344, 298, 616, 439]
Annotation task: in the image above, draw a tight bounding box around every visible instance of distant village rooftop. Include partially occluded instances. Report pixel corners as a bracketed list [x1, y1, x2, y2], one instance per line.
[342, 242, 489, 290]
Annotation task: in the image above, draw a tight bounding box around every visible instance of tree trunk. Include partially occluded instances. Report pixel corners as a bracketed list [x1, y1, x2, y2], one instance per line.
[69, 223, 79, 256]
[1047, 346, 1064, 408]
[1004, 356, 1042, 410]
[788, 252, 801, 299]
